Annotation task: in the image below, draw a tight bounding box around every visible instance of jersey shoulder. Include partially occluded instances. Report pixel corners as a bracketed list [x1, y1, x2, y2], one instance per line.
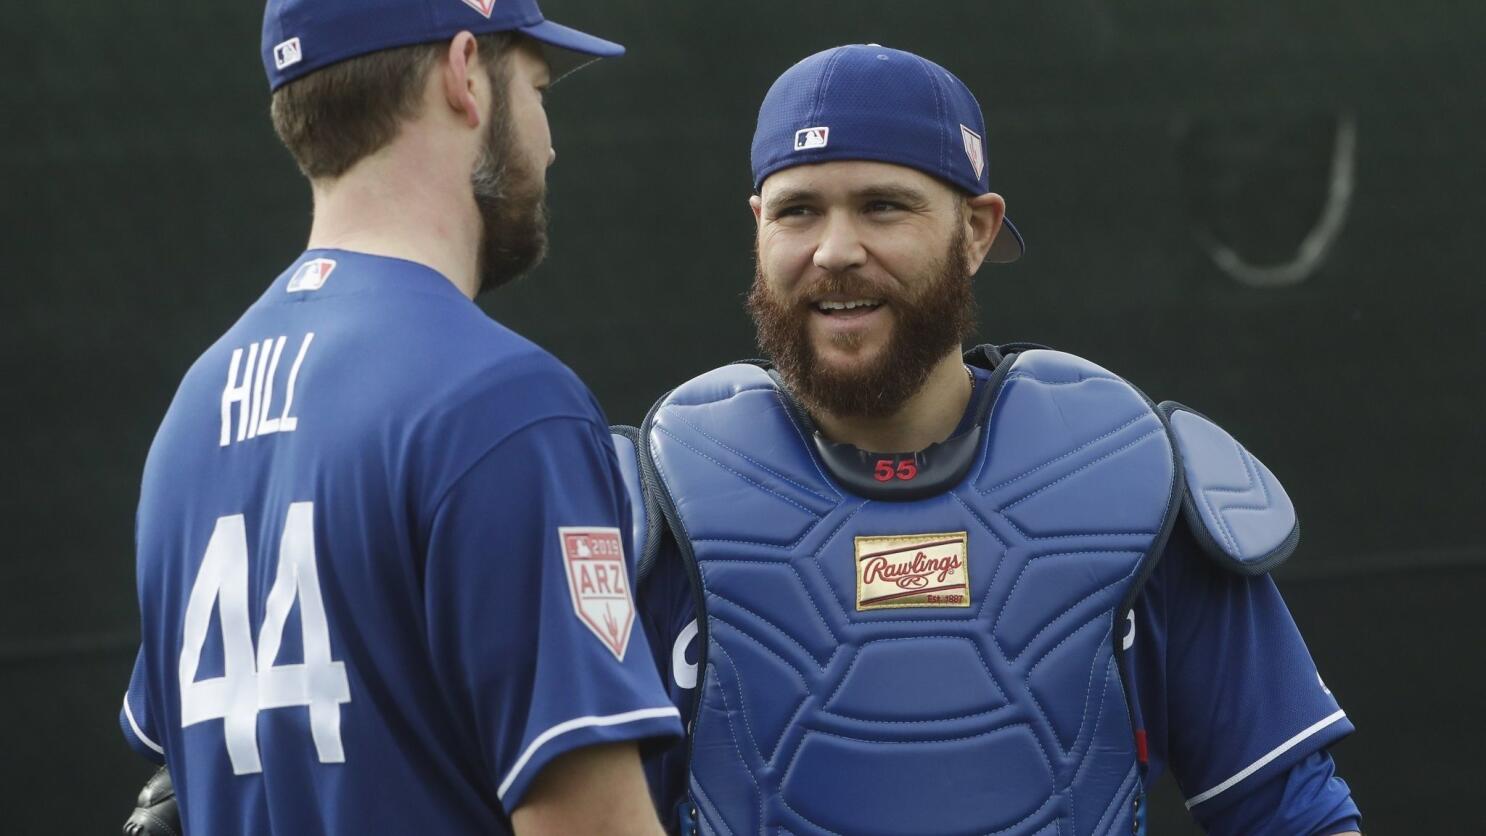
[144, 252, 609, 514]
[178, 251, 603, 439]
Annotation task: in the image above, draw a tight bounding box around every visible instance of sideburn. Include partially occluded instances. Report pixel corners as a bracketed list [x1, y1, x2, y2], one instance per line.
[471, 57, 549, 294]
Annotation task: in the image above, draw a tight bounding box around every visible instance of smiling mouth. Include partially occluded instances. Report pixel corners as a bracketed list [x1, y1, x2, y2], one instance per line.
[813, 299, 884, 316]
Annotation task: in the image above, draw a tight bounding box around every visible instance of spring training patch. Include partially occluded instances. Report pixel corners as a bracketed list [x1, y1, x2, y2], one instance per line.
[855, 532, 970, 611]
[961, 124, 986, 180]
[559, 527, 634, 660]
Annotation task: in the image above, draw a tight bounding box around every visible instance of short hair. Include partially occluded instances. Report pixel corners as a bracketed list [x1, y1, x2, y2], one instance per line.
[270, 32, 516, 180]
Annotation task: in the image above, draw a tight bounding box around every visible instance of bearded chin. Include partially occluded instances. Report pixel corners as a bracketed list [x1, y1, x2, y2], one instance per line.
[747, 227, 976, 422]
[474, 185, 547, 294]
[470, 123, 549, 295]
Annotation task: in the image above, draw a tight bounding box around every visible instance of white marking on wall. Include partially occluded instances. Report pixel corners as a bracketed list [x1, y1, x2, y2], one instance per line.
[1200, 114, 1357, 288]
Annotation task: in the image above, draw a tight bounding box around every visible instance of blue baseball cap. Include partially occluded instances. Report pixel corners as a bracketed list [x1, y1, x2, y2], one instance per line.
[751, 44, 1025, 263]
[262, 0, 624, 92]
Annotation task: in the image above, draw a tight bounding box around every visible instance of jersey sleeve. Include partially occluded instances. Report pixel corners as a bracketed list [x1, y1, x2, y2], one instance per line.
[120, 646, 166, 765]
[1127, 524, 1356, 829]
[422, 415, 682, 812]
[1193, 750, 1362, 836]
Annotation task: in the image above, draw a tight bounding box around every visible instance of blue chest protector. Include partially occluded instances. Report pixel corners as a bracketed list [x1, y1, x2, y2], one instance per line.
[634, 347, 1297, 836]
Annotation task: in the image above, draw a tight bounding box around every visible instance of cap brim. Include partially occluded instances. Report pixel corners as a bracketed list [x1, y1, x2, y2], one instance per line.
[519, 19, 624, 59]
[986, 217, 1025, 264]
[519, 19, 622, 83]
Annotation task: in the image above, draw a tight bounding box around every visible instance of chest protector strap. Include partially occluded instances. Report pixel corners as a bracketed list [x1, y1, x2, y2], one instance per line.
[641, 348, 1182, 836]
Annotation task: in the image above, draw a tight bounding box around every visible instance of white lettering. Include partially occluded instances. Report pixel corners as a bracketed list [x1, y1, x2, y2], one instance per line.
[277, 333, 314, 433]
[219, 333, 313, 448]
[672, 619, 699, 690]
[247, 338, 273, 439]
[255, 337, 288, 436]
[220, 343, 259, 447]
[179, 503, 351, 774]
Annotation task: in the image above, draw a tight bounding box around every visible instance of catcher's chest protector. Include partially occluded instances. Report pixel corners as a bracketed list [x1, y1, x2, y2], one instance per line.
[645, 350, 1181, 836]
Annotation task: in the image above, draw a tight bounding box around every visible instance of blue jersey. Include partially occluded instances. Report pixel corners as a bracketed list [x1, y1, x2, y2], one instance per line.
[638, 366, 1361, 836]
[121, 250, 681, 834]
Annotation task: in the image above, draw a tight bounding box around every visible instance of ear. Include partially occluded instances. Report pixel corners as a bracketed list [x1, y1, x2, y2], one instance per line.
[749, 194, 763, 228]
[441, 31, 483, 130]
[963, 192, 1006, 276]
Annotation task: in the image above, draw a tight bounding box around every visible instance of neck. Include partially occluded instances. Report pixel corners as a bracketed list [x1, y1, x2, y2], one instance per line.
[812, 351, 972, 453]
[304, 138, 482, 299]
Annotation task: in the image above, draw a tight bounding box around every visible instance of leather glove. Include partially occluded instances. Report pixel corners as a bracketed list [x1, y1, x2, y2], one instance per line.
[122, 767, 180, 836]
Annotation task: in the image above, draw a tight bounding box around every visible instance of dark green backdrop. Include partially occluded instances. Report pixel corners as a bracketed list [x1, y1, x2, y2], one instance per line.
[4, 1, 1481, 832]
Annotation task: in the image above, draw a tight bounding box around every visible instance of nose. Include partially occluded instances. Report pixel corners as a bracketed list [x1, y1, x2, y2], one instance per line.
[547, 147, 557, 167]
[813, 212, 867, 273]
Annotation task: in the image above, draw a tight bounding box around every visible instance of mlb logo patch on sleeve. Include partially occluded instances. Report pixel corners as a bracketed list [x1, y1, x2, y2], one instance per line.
[794, 127, 830, 151]
[559, 527, 635, 660]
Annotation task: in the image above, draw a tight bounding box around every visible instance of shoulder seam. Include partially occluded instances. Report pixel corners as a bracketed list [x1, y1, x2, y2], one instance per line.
[425, 413, 609, 518]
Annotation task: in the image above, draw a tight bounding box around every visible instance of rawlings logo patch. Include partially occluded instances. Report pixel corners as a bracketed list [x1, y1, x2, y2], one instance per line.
[855, 532, 970, 610]
[559, 527, 634, 659]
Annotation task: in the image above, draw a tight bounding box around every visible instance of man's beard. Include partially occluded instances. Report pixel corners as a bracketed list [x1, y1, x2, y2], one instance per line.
[746, 225, 976, 421]
[470, 101, 548, 294]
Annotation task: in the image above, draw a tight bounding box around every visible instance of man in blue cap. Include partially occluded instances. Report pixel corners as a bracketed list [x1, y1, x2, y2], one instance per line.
[119, 2, 680, 834]
[634, 45, 1362, 835]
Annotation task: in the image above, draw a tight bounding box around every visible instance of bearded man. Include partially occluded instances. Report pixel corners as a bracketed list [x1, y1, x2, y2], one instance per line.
[633, 45, 1362, 836]
[117, 2, 681, 834]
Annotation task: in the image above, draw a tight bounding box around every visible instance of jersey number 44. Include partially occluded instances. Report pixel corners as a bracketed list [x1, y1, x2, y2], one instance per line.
[178, 502, 352, 775]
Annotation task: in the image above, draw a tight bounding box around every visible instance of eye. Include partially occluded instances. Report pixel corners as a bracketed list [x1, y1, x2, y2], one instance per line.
[865, 200, 904, 214]
[773, 205, 814, 219]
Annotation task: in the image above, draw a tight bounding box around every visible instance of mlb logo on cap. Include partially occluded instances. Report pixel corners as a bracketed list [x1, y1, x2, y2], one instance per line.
[260, 0, 626, 92]
[751, 45, 1026, 263]
[273, 37, 302, 71]
[794, 127, 830, 151]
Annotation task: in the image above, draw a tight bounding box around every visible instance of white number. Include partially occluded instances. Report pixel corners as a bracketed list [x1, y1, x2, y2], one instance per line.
[179, 502, 351, 774]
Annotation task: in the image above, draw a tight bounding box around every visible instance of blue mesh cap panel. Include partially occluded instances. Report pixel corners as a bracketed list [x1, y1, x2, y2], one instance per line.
[750, 44, 1026, 261]
[751, 45, 987, 194]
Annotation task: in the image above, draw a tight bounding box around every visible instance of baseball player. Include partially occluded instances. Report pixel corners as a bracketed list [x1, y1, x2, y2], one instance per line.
[630, 46, 1363, 835]
[118, 1, 680, 833]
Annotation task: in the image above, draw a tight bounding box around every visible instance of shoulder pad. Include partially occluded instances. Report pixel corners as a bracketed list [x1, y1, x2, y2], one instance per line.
[1159, 402, 1300, 575]
[610, 426, 663, 580]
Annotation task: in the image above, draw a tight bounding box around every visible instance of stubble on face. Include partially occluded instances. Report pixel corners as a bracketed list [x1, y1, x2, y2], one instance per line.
[470, 62, 549, 295]
[747, 222, 977, 420]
